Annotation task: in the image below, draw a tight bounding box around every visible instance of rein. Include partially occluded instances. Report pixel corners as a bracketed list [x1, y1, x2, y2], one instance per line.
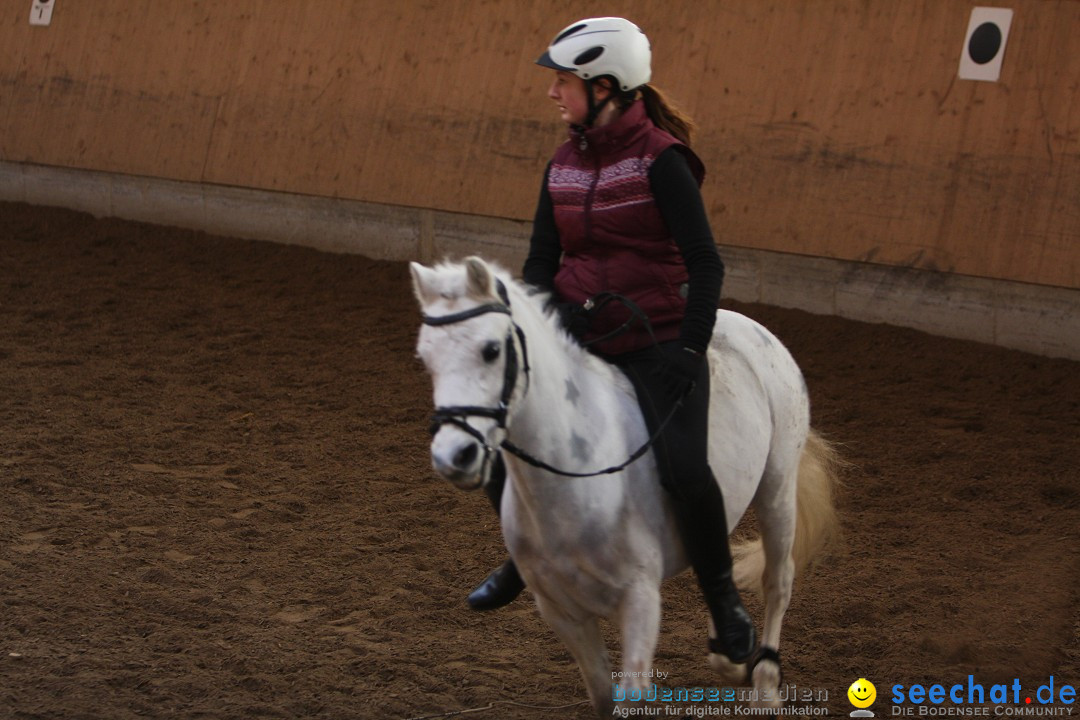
[423, 281, 689, 480]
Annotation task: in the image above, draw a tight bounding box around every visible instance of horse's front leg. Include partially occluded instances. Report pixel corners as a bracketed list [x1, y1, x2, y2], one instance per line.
[533, 593, 613, 718]
[617, 581, 661, 696]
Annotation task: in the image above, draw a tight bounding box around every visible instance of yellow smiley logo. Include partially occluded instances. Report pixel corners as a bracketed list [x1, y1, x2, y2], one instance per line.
[848, 678, 877, 709]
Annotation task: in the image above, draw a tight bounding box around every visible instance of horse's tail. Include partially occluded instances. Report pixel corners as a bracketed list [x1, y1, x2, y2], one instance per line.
[732, 429, 843, 593]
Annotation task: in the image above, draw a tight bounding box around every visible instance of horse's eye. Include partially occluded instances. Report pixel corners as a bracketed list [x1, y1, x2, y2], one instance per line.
[482, 341, 501, 364]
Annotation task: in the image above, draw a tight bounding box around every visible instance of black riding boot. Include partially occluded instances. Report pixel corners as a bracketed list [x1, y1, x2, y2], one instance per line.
[466, 456, 525, 611]
[672, 478, 757, 663]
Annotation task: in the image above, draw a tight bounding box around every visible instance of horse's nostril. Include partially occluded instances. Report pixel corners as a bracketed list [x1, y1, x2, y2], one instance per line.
[453, 442, 480, 470]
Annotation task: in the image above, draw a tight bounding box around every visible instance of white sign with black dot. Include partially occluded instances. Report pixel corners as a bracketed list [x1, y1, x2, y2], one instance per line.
[29, 0, 55, 26]
[958, 7, 1014, 82]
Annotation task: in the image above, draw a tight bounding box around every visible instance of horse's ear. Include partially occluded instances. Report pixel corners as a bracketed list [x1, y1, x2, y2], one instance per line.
[463, 256, 494, 300]
[409, 262, 439, 306]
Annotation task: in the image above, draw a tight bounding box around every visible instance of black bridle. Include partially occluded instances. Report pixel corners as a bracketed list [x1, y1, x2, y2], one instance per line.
[423, 281, 695, 480]
[424, 281, 530, 483]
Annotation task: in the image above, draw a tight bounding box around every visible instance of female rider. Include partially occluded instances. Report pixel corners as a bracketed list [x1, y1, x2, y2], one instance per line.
[467, 17, 756, 664]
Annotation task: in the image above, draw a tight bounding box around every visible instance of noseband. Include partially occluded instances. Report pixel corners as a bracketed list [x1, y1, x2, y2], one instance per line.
[423, 281, 530, 480]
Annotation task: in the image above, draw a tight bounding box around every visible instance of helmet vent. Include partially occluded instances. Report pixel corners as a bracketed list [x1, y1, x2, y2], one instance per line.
[574, 46, 604, 65]
[554, 24, 587, 44]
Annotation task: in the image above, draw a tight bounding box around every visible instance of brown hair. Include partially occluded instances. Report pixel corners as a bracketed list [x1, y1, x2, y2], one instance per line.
[597, 76, 697, 146]
[638, 84, 696, 147]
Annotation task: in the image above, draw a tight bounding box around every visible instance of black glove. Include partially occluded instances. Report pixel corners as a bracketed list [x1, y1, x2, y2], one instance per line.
[657, 346, 703, 402]
[552, 301, 590, 338]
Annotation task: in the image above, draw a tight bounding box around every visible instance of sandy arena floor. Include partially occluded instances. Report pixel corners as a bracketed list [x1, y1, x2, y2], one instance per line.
[1, 202, 1077, 719]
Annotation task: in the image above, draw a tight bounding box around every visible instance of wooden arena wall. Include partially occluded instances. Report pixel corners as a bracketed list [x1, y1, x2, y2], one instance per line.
[1, 0, 1078, 290]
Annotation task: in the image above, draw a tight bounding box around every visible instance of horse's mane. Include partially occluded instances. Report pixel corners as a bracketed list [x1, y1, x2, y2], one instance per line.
[493, 265, 619, 380]
[430, 258, 624, 389]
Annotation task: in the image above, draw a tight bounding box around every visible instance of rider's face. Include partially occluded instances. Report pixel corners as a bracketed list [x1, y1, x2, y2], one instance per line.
[547, 71, 611, 126]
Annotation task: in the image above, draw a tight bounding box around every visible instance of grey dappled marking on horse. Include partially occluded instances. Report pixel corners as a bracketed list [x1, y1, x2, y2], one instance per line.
[411, 257, 840, 717]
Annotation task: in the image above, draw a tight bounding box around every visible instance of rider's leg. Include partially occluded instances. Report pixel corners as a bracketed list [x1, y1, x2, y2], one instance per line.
[466, 454, 526, 611]
[620, 343, 757, 663]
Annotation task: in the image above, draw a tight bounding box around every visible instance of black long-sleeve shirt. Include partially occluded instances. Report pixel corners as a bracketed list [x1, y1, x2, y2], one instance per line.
[522, 146, 724, 353]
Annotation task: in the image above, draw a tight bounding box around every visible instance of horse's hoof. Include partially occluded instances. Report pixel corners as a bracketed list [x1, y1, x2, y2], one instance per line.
[707, 651, 747, 684]
[750, 647, 783, 709]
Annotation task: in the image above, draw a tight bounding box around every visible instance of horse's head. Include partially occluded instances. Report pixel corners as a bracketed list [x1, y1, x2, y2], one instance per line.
[410, 257, 526, 491]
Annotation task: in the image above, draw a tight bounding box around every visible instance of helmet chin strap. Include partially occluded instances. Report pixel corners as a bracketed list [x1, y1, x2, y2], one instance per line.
[582, 78, 616, 129]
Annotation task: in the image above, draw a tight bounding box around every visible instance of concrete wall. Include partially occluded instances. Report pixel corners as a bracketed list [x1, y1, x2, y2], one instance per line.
[3, 160, 1076, 361]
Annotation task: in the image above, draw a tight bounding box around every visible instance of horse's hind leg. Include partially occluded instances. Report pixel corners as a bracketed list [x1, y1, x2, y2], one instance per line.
[534, 594, 613, 717]
[752, 465, 798, 707]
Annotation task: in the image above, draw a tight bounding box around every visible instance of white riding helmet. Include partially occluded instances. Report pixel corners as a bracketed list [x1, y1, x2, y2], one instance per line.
[536, 17, 652, 92]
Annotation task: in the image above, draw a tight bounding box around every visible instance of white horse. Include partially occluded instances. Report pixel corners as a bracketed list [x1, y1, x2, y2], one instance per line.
[411, 257, 840, 717]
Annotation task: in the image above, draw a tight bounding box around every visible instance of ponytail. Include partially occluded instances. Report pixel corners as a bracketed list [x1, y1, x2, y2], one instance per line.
[638, 84, 696, 147]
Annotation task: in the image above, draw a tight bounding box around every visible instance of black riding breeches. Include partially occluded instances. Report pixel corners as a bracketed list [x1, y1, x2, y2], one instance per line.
[612, 341, 715, 503]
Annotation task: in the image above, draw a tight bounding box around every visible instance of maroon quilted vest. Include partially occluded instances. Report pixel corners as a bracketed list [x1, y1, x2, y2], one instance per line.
[549, 99, 705, 355]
